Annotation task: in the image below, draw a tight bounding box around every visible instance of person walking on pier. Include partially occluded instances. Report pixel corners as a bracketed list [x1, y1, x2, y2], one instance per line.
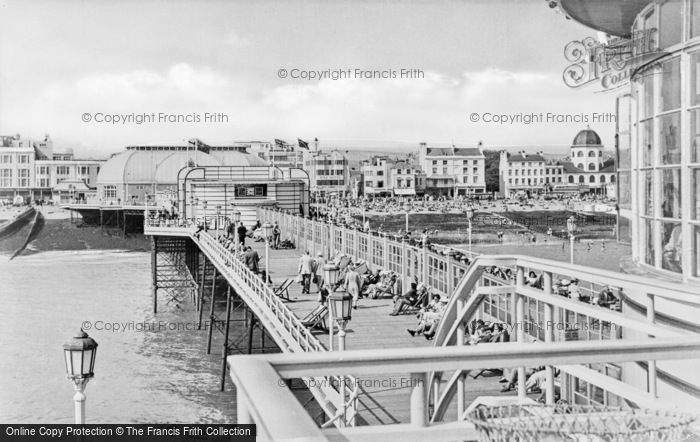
[237, 222, 247, 246]
[314, 252, 325, 293]
[344, 264, 362, 309]
[298, 251, 314, 294]
[272, 222, 281, 249]
[243, 246, 260, 274]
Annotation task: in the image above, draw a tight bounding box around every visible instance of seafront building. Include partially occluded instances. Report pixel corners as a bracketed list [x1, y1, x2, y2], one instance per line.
[499, 128, 617, 198]
[303, 146, 350, 197]
[246, 140, 305, 169]
[0, 134, 103, 203]
[418, 142, 486, 197]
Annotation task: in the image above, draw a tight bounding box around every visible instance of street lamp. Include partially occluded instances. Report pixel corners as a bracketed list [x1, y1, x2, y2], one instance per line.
[262, 222, 273, 284]
[567, 215, 576, 265]
[466, 206, 474, 253]
[216, 205, 222, 237]
[323, 264, 340, 350]
[329, 291, 353, 351]
[63, 329, 98, 424]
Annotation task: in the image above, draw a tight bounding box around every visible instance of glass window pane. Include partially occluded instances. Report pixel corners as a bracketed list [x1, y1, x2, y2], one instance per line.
[618, 132, 631, 169]
[660, 58, 681, 111]
[693, 226, 700, 278]
[661, 168, 681, 218]
[644, 219, 656, 265]
[643, 171, 655, 216]
[659, 112, 681, 165]
[619, 171, 632, 210]
[693, 169, 700, 220]
[659, 0, 682, 48]
[662, 222, 683, 273]
[691, 53, 700, 107]
[640, 74, 654, 119]
[692, 110, 700, 163]
[642, 120, 654, 167]
[693, 0, 700, 38]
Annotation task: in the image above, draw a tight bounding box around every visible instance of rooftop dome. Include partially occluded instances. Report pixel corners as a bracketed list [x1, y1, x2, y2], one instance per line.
[572, 128, 602, 146]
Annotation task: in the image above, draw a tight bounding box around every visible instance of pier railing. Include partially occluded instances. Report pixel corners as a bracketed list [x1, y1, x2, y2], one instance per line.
[229, 337, 700, 441]
[143, 217, 359, 427]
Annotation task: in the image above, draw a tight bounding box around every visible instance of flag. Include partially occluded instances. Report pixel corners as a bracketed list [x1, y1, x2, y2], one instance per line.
[298, 138, 309, 150]
[274, 139, 285, 149]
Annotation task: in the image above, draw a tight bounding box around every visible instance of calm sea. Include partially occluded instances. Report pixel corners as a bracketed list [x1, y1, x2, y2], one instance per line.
[0, 250, 236, 423]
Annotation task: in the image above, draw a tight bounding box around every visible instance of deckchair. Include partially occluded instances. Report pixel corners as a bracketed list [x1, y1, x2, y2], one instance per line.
[301, 304, 328, 331]
[273, 278, 294, 301]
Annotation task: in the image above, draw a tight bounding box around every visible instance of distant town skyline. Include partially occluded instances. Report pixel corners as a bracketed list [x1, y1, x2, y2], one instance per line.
[1, 0, 617, 157]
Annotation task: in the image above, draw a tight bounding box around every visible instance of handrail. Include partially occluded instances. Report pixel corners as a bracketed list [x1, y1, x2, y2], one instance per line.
[229, 337, 700, 441]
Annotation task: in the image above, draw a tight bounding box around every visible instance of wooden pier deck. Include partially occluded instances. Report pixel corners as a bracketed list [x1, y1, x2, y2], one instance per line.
[246, 239, 531, 425]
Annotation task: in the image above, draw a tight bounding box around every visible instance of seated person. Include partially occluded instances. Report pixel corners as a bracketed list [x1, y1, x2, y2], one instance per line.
[595, 285, 619, 309]
[407, 294, 442, 337]
[567, 279, 589, 302]
[488, 323, 510, 343]
[389, 282, 418, 316]
[525, 271, 539, 287]
[500, 366, 544, 392]
[467, 320, 493, 345]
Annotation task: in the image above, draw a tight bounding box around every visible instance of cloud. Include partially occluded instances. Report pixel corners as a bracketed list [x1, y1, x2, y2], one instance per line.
[5, 65, 616, 155]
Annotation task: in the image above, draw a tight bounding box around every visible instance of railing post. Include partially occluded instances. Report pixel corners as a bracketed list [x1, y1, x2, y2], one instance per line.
[409, 372, 427, 427]
[447, 251, 454, 296]
[543, 271, 555, 405]
[515, 266, 526, 400]
[646, 293, 657, 397]
[383, 234, 389, 269]
[329, 222, 334, 258]
[402, 239, 408, 292]
[456, 298, 466, 418]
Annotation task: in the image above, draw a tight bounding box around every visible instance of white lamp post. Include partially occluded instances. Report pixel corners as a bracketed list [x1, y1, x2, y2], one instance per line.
[216, 205, 222, 237]
[63, 329, 98, 424]
[193, 197, 199, 225]
[567, 215, 576, 265]
[404, 203, 411, 233]
[323, 264, 340, 350]
[329, 291, 353, 351]
[231, 209, 241, 251]
[466, 206, 474, 253]
[262, 222, 273, 284]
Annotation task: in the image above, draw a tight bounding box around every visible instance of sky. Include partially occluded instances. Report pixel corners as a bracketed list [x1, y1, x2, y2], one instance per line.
[0, 0, 619, 157]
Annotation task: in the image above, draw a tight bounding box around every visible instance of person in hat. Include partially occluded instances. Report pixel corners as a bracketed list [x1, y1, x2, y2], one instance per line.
[314, 252, 326, 293]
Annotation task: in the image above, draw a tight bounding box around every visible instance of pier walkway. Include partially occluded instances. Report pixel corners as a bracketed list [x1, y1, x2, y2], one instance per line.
[145, 208, 700, 441]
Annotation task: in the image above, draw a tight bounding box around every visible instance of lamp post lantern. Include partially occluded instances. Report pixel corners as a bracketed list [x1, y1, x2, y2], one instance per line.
[567, 215, 576, 265]
[63, 329, 98, 424]
[466, 206, 474, 253]
[262, 222, 273, 284]
[329, 291, 353, 350]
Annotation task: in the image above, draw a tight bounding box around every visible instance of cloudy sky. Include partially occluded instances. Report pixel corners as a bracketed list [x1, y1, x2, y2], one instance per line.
[0, 0, 617, 157]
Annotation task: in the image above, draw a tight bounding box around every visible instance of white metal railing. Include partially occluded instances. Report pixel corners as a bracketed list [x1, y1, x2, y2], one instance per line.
[144, 218, 358, 427]
[229, 337, 700, 442]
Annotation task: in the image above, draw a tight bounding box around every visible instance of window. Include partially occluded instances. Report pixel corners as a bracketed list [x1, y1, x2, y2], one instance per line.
[0, 154, 11, 164]
[600, 175, 606, 184]
[568, 176, 574, 183]
[660, 112, 681, 164]
[691, 110, 700, 163]
[577, 163, 584, 169]
[660, 57, 681, 112]
[588, 163, 596, 171]
[589, 175, 596, 183]
[588, 151, 595, 157]
[80, 166, 89, 175]
[57, 166, 70, 175]
[235, 184, 267, 197]
[18, 155, 30, 164]
[377, 181, 384, 188]
[578, 175, 584, 183]
[661, 169, 681, 218]
[659, 0, 682, 49]
[577, 151, 584, 157]
[103, 185, 117, 199]
[0, 169, 11, 187]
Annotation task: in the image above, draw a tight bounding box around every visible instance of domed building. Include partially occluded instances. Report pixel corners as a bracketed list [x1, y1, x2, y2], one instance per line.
[96, 143, 267, 204]
[498, 128, 616, 197]
[562, 128, 616, 191]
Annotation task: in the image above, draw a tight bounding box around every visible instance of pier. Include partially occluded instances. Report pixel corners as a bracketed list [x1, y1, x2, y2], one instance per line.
[144, 208, 700, 441]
